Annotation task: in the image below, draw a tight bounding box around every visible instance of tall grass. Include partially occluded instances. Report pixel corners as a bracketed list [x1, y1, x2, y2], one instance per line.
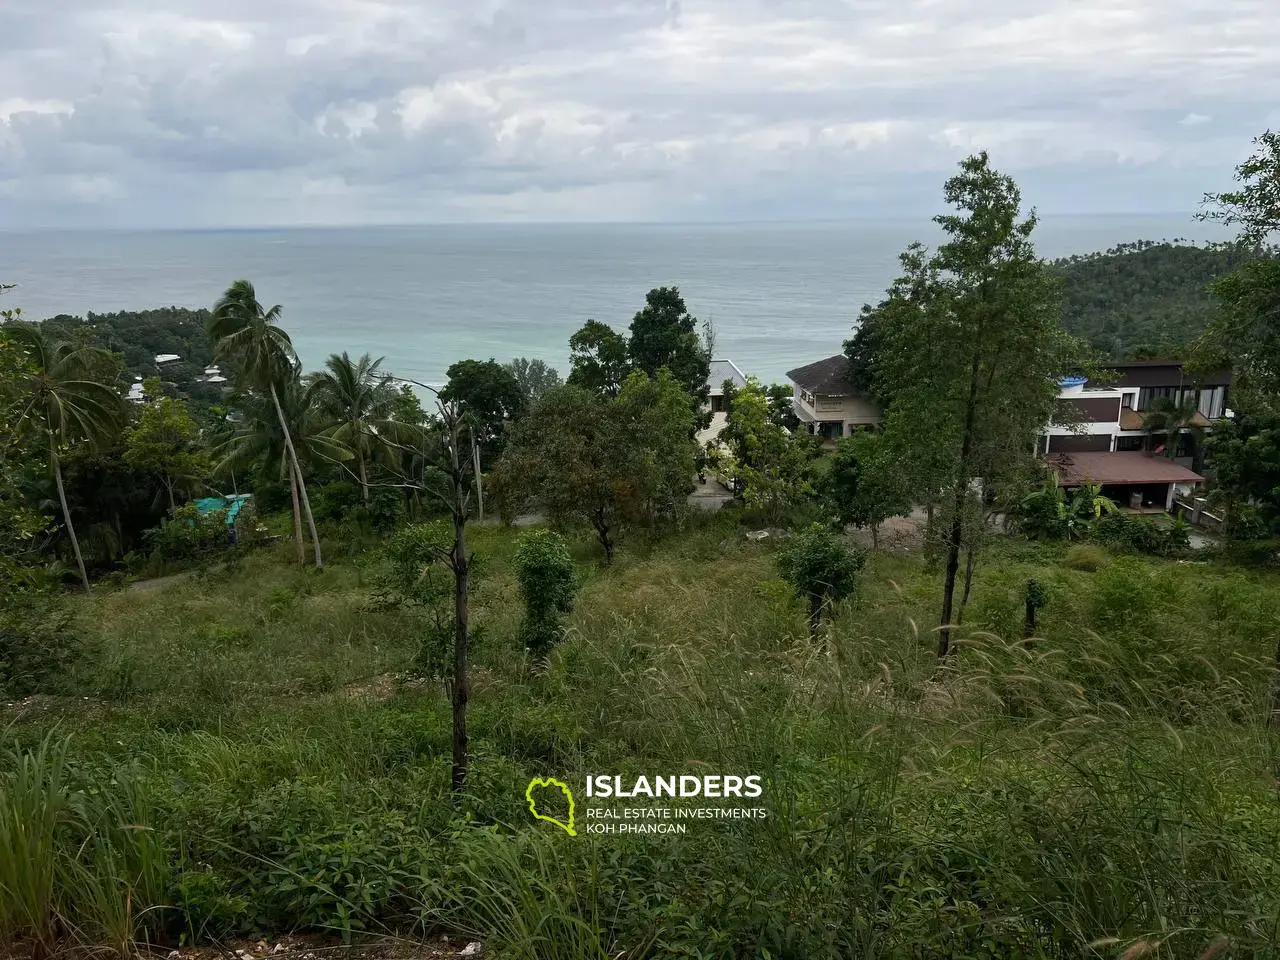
[3, 518, 1280, 957]
[0, 733, 169, 957]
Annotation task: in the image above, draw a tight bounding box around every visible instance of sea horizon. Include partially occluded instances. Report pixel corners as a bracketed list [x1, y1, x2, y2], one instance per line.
[0, 215, 1234, 385]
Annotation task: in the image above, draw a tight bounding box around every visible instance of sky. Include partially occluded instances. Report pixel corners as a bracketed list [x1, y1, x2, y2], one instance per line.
[1, 0, 1277, 229]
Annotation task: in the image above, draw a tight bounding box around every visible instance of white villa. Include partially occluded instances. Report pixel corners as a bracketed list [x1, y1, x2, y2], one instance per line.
[698, 358, 748, 446]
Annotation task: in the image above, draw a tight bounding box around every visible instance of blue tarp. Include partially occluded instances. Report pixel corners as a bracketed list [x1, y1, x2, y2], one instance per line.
[194, 494, 251, 526]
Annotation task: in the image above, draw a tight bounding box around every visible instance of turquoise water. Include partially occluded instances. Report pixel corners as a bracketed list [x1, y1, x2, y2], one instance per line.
[0, 217, 1229, 384]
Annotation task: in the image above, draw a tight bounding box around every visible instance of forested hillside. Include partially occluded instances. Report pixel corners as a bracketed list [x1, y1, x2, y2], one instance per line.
[1051, 240, 1275, 359]
[40, 307, 226, 410]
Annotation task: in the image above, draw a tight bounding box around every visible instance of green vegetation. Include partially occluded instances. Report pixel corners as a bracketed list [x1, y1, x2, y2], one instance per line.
[1052, 240, 1272, 359]
[3, 521, 1280, 957]
[7, 141, 1280, 958]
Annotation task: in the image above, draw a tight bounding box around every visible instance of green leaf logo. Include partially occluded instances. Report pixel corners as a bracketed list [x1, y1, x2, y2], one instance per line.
[525, 777, 576, 836]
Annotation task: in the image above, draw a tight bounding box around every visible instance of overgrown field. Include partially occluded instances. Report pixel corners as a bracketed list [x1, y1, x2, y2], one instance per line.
[4, 519, 1280, 959]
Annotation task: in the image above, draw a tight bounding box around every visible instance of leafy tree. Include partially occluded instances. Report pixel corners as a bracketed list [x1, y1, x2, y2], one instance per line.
[215, 380, 350, 565]
[1203, 401, 1280, 539]
[857, 153, 1090, 656]
[776, 524, 866, 638]
[1199, 129, 1280, 246]
[497, 371, 695, 562]
[1, 322, 125, 593]
[627, 286, 711, 429]
[123, 377, 211, 510]
[504, 357, 562, 405]
[823, 431, 910, 548]
[439, 358, 525, 467]
[513, 528, 577, 655]
[307, 352, 396, 502]
[1141, 395, 1202, 460]
[720, 377, 815, 526]
[567, 319, 630, 398]
[1017, 474, 1117, 541]
[209, 280, 323, 568]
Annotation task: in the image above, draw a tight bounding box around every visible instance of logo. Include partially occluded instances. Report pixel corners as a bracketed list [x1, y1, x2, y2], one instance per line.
[525, 777, 576, 836]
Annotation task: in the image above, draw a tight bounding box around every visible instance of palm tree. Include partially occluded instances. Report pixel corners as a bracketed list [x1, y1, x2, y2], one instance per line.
[1143, 395, 1201, 460]
[3, 323, 124, 593]
[307, 352, 396, 503]
[209, 280, 323, 568]
[213, 382, 351, 564]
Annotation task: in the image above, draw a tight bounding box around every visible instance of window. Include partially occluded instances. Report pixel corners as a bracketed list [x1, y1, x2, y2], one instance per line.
[817, 421, 843, 439]
[711, 394, 726, 413]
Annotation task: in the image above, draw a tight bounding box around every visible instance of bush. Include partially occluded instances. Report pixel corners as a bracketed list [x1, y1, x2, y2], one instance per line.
[513, 529, 577, 655]
[142, 505, 230, 567]
[1093, 512, 1165, 555]
[776, 524, 866, 637]
[310, 481, 359, 522]
[1064, 544, 1109, 572]
[0, 594, 84, 699]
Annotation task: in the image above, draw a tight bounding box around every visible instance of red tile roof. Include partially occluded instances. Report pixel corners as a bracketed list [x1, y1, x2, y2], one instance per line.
[1048, 451, 1204, 486]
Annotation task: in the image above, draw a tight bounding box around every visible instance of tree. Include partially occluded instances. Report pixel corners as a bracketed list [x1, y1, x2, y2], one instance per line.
[719, 377, 815, 525]
[823, 431, 911, 548]
[567, 320, 630, 398]
[208, 280, 323, 568]
[776, 525, 866, 638]
[1198, 129, 1280, 246]
[1, 322, 125, 593]
[504, 357, 562, 406]
[439, 358, 525, 467]
[1203, 401, 1280, 539]
[858, 153, 1089, 657]
[513, 528, 577, 655]
[214, 380, 351, 564]
[307, 352, 396, 503]
[1141, 395, 1201, 460]
[627, 286, 711, 430]
[123, 378, 211, 510]
[496, 371, 695, 562]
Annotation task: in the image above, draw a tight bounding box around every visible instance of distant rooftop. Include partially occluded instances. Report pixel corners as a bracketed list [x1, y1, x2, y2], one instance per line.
[1049, 451, 1204, 487]
[155, 353, 181, 364]
[787, 354, 857, 396]
[707, 358, 747, 392]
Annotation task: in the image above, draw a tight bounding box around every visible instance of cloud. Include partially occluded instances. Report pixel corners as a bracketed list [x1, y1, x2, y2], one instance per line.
[0, 0, 1277, 226]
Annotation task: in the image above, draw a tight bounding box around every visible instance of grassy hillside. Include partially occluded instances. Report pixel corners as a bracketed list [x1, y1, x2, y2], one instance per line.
[1051, 240, 1274, 359]
[4, 517, 1280, 958]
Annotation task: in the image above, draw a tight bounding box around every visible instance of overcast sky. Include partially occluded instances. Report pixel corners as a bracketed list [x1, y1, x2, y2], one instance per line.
[1, 0, 1277, 228]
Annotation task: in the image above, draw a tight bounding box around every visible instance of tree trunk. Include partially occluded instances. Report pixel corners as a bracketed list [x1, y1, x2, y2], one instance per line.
[472, 434, 484, 523]
[358, 445, 369, 504]
[450, 419, 471, 795]
[938, 348, 984, 658]
[271, 383, 322, 569]
[958, 537, 978, 624]
[871, 522, 880, 550]
[807, 595, 823, 639]
[166, 477, 175, 511]
[53, 448, 91, 595]
[289, 465, 304, 565]
[1270, 633, 1280, 728]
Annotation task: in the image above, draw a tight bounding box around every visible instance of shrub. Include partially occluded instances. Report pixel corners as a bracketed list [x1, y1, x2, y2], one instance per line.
[776, 524, 866, 637]
[513, 529, 577, 655]
[0, 599, 84, 699]
[1064, 544, 1109, 572]
[1093, 512, 1165, 555]
[142, 505, 230, 567]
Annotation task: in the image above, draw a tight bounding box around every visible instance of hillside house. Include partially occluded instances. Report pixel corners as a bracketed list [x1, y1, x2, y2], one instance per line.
[698, 358, 749, 446]
[785, 354, 882, 443]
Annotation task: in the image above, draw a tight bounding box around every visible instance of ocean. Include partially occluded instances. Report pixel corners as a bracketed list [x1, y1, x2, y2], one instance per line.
[0, 216, 1231, 385]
